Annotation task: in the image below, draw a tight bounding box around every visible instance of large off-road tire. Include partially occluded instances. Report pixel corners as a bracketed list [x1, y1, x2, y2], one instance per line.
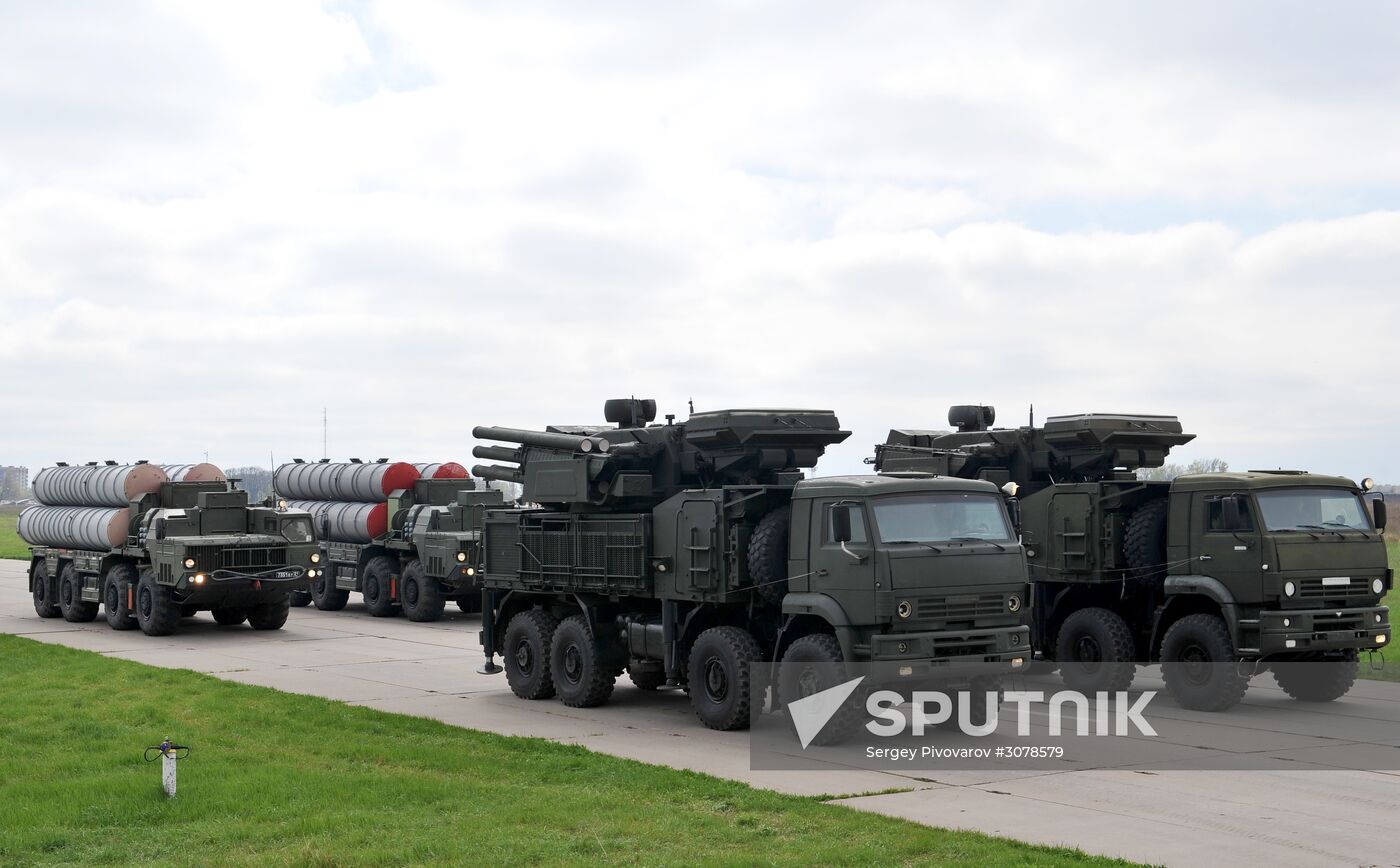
[747, 506, 791, 606]
[688, 626, 762, 731]
[1055, 607, 1137, 693]
[399, 560, 446, 623]
[627, 660, 667, 691]
[1160, 613, 1250, 711]
[1123, 499, 1170, 580]
[311, 570, 350, 611]
[288, 589, 312, 608]
[504, 609, 560, 700]
[778, 634, 863, 746]
[103, 564, 138, 630]
[212, 607, 248, 626]
[247, 596, 291, 631]
[32, 561, 59, 618]
[361, 556, 401, 617]
[135, 568, 181, 636]
[1273, 651, 1359, 702]
[59, 563, 99, 623]
[550, 614, 617, 708]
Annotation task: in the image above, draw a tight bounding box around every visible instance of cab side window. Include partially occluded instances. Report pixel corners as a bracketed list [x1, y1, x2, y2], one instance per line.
[1205, 497, 1255, 532]
[823, 502, 868, 544]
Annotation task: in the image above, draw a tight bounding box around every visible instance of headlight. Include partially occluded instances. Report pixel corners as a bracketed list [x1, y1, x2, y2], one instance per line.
[1362, 477, 1375, 491]
[310, 553, 321, 564]
[456, 552, 467, 563]
[193, 574, 206, 585]
[307, 569, 317, 579]
[465, 567, 476, 577]
[1283, 618, 1291, 627]
[896, 600, 912, 619]
[277, 499, 288, 510]
[183, 557, 196, 569]
[1284, 581, 1296, 597]
[1373, 578, 1385, 595]
[1376, 614, 1383, 624]
[1007, 594, 1022, 613]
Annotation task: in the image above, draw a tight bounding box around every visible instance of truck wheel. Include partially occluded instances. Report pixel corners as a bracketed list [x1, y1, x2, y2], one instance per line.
[504, 609, 560, 700]
[59, 563, 99, 623]
[104, 564, 138, 630]
[747, 506, 791, 606]
[627, 660, 667, 691]
[778, 634, 863, 745]
[247, 596, 291, 630]
[1160, 613, 1249, 711]
[1055, 607, 1137, 693]
[212, 607, 248, 626]
[1273, 651, 1359, 702]
[400, 560, 446, 622]
[135, 568, 181, 636]
[288, 590, 312, 608]
[32, 561, 59, 618]
[688, 626, 761, 731]
[311, 571, 350, 611]
[1123, 499, 1170, 580]
[550, 614, 617, 707]
[937, 676, 1003, 730]
[361, 556, 401, 617]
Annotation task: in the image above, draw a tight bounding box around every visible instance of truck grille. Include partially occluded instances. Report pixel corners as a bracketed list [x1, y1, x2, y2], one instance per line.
[1310, 612, 1365, 632]
[188, 545, 289, 572]
[1297, 578, 1374, 602]
[915, 594, 1005, 621]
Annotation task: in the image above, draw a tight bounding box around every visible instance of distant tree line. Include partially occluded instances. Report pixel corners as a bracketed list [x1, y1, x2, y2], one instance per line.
[1136, 458, 1230, 481]
[226, 466, 275, 501]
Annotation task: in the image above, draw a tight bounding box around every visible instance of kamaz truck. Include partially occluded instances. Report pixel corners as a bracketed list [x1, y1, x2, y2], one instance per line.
[25, 472, 320, 636]
[874, 405, 1391, 710]
[282, 466, 506, 621]
[470, 399, 1031, 731]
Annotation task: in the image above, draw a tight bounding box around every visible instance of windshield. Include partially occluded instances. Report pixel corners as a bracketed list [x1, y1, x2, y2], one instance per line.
[282, 517, 315, 543]
[872, 493, 1013, 543]
[1256, 488, 1371, 532]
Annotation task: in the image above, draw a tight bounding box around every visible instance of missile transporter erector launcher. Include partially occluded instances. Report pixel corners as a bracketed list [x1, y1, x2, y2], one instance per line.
[24, 462, 320, 636]
[874, 406, 1392, 710]
[472, 399, 1031, 733]
[276, 459, 505, 621]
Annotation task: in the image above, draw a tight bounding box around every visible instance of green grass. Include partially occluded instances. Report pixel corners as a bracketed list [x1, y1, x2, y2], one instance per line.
[0, 507, 25, 560]
[0, 635, 1122, 867]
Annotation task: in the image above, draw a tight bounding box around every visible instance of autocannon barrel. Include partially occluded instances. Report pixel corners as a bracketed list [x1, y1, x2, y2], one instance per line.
[33, 463, 169, 507]
[472, 464, 525, 484]
[471, 445, 522, 463]
[472, 426, 606, 454]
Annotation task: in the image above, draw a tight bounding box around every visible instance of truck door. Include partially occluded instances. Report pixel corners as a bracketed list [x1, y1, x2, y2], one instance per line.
[1195, 492, 1263, 601]
[808, 498, 876, 624]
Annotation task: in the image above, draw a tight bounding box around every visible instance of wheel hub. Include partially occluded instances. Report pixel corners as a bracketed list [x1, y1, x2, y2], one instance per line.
[514, 640, 533, 674]
[704, 658, 728, 703]
[1180, 644, 1212, 685]
[1073, 635, 1103, 669]
[563, 644, 583, 683]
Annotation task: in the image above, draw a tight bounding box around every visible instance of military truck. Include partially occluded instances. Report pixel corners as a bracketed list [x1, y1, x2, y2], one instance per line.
[873, 406, 1391, 710]
[470, 399, 1031, 732]
[24, 465, 320, 636]
[278, 462, 505, 621]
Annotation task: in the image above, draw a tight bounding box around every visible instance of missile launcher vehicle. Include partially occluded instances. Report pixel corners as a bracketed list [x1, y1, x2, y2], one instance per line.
[472, 399, 1031, 732]
[874, 406, 1392, 710]
[24, 462, 320, 636]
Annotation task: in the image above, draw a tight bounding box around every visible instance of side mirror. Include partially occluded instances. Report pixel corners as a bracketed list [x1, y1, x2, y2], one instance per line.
[1373, 498, 1387, 533]
[1006, 498, 1022, 533]
[154, 518, 167, 541]
[831, 505, 853, 543]
[321, 517, 331, 539]
[1221, 495, 1243, 531]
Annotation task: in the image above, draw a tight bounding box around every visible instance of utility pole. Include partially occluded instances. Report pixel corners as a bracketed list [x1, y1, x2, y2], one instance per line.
[323, 407, 328, 460]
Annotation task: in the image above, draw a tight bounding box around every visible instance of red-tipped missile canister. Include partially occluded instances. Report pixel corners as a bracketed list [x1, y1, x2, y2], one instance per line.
[414, 462, 469, 479]
[17, 505, 130, 549]
[161, 463, 227, 483]
[32, 464, 170, 508]
[274, 461, 420, 503]
[286, 500, 387, 543]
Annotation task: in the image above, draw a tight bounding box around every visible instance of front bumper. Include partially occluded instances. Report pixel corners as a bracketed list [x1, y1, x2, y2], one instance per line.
[1258, 605, 1389, 655]
[862, 625, 1031, 681]
[176, 565, 310, 602]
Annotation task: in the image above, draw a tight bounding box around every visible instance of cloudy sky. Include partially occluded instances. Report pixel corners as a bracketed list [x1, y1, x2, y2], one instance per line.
[2, 1, 1398, 482]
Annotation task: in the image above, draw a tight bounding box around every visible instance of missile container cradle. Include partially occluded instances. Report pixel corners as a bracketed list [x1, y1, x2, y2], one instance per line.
[874, 405, 1392, 710]
[472, 400, 1031, 732]
[27, 473, 320, 636]
[289, 467, 506, 622]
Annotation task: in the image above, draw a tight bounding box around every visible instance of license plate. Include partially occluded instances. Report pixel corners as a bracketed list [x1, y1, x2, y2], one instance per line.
[1321, 576, 1351, 586]
[274, 569, 301, 580]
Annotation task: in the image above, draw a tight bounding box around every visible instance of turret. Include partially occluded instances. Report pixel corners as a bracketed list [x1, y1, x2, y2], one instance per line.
[473, 400, 850, 510]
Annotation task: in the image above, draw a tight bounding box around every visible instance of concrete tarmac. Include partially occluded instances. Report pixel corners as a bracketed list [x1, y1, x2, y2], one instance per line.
[3, 560, 1397, 866]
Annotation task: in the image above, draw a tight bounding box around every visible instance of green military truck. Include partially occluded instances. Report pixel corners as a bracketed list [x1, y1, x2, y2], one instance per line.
[23, 464, 320, 636]
[470, 399, 1031, 731]
[874, 406, 1391, 710]
[276, 461, 505, 621]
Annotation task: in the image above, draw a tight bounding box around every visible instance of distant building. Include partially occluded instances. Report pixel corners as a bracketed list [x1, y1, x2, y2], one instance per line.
[0, 465, 30, 501]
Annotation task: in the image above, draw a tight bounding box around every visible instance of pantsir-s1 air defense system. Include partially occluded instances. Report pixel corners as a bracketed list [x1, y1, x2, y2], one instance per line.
[276, 460, 505, 621]
[23, 462, 320, 636]
[471, 399, 1031, 733]
[874, 406, 1391, 710]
